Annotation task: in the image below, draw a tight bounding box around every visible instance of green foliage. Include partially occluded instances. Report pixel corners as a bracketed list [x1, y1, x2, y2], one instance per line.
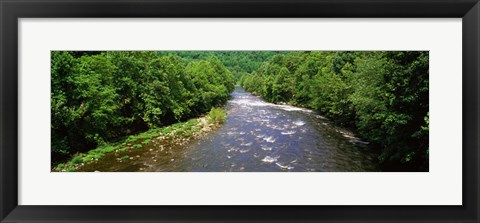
[160, 51, 283, 82]
[51, 51, 235, 163]
[70, 155, 84, 165]
[161, 127, 173, 135]
[53, 116, 208, 171]
[208, 107, 227, 124]
[240, 51, 429, 170]
[93, 145, 118, 154]
[65, 167, 76, 172]
[52, 50, 429, 171]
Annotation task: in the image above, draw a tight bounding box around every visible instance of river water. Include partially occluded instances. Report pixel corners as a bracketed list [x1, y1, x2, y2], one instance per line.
[77, 86, 380, 172]
[150, 87, 379, 172]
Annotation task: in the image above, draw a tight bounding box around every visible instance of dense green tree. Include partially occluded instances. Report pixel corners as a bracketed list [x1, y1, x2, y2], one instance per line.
[161, 51, 283, 82]
[240, 51, 429, 171]
[51, 52, 77, 156]
[51, 51, 235, 163]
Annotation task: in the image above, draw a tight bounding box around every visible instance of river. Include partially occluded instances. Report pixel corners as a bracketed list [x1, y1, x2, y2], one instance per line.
[152, 86, 378, 172]
[77, 86, 379, 172]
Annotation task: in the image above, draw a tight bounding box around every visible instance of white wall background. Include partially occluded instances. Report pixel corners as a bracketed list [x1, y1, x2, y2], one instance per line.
[18, 19, 462, 205]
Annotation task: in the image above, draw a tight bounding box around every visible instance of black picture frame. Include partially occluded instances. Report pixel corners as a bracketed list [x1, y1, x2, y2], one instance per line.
[1, 0, 479, 222]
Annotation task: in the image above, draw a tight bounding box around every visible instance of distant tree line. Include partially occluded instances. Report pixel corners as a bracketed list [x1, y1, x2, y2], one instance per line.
[160, 51, 284, 82]
[240, 51, 429, 171]
[51, 51, 234, 162]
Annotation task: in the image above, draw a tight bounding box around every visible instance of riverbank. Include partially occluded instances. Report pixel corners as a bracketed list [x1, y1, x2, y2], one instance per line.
[53, 108, 226, 172]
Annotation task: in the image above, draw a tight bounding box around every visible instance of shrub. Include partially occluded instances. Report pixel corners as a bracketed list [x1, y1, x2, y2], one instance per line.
[70, 155, 84, 165]
[208, 107, 227, 124]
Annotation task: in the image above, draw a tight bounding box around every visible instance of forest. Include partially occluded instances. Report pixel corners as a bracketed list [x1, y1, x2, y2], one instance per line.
[52, 51, 428, 171]
[51, 51, 237, 163]
[240, 51, 429, 170]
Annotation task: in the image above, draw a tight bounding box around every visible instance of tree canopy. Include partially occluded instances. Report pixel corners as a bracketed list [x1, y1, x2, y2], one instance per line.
[240, 51, 429, 171]
[51, 51, 235, 162]
[159, 51, 284, 82]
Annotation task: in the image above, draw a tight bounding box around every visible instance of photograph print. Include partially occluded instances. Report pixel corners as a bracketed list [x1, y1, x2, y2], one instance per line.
[51, 51, 429, 172]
